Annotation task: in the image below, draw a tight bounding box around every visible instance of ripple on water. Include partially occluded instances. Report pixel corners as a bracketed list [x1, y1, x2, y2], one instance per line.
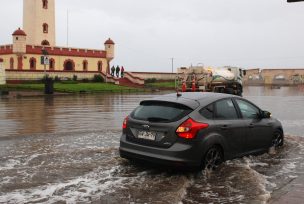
[1, 133, 304, 203]
[0, 91, 304, 203]
[181, 135, 304, 204]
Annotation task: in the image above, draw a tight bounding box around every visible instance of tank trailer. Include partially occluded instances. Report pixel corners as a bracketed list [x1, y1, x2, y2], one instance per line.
[176, 66, 246, 96]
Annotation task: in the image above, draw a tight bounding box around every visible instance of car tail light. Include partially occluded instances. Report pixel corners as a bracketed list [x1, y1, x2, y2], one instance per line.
[122, 116, 128, 129]
[176, 118, 209, 139]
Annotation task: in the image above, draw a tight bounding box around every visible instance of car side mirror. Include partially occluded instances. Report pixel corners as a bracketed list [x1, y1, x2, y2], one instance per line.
[261, 111, 271, 119]
[243, 70, 247, 76]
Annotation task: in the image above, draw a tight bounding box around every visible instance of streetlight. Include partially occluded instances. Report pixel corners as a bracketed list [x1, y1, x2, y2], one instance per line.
[171, 58, 174, 73]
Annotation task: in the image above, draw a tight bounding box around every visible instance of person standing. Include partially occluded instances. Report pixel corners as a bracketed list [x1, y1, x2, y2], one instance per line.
[111, 66, 115, 76]
[121, 66, 125, 78]
[116, 65, 120, 78]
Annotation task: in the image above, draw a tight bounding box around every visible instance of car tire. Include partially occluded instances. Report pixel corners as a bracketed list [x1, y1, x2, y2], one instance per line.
[202, 146, 224, 170]
[272, 130, 284, 147]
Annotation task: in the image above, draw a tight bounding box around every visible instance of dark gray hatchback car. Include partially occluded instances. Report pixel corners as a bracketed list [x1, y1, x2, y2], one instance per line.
[119, 92, 284, 170]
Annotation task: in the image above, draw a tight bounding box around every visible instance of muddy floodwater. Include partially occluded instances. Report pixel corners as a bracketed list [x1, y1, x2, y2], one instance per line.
[0, 86, 304, 203]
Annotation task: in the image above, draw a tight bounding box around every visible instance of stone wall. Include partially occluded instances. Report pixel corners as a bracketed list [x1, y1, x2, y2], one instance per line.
[5, 70, 102, 82]
[245, 68, 304, 86]
[130, 72, 176, 81]
[124, 72, 144, 85]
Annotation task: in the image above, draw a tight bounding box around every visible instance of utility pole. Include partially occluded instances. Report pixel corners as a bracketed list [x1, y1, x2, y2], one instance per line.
[171, 58, 174, 73]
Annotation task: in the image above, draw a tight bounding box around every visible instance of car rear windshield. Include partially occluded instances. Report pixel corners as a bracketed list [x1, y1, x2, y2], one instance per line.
[131, 101, 193, 123]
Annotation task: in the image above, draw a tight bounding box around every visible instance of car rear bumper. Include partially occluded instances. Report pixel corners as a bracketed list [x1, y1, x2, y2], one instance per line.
[119, 134, 203, 167]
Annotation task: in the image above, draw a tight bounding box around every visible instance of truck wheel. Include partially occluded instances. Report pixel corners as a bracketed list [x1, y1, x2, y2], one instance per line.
[225, 88, 234, 94]
[236, 85, 243, 96]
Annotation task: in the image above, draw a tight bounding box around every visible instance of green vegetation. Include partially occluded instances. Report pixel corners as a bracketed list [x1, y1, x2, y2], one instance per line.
[145, 78, 157, 83]
[93, 74, 104, 82]
[146, 81, 176, 89]
[0, 79, 176, 94]
[0, 83, 142, 93]
[73, 75, 78, 81]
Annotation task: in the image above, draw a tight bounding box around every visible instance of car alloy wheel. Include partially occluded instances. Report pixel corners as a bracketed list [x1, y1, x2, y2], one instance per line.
[203, 146, 223, 170]
[272, 131, 284, 147]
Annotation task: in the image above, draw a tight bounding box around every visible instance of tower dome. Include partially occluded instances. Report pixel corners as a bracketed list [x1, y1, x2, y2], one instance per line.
[104, 38, 115, 45]
[12, 28, 27, 36]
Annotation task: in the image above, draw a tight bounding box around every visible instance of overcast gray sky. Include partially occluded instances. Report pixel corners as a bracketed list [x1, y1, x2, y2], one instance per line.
[0, 0, 303, 72]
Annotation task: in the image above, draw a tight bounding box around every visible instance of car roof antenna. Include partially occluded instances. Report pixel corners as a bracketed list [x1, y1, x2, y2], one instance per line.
[176, 88, 182, 97]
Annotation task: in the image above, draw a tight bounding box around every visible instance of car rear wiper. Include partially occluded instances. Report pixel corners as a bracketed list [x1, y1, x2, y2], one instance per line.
[147, 117, 170, 122]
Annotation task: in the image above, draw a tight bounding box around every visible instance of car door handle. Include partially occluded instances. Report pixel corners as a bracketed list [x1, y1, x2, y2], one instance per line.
[249, 123, 255, 128]
[221, 125, 229, 130]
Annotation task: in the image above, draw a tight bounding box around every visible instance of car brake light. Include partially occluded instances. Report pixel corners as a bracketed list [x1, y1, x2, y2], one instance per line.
[176, 118, 209, 139]
[122, 116, 128, 129]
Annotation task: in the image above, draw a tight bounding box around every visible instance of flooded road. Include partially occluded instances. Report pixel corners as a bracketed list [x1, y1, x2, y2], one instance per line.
[0, 86, 304, 203]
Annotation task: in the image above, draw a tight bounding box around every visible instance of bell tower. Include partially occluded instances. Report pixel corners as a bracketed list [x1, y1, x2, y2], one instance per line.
[23, 0, 56, 46]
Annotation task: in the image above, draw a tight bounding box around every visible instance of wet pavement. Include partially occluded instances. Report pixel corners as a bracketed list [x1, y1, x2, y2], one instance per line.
[0, 86, 304, 203]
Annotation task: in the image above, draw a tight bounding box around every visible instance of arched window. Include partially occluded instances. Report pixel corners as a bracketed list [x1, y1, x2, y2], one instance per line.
[43, 23, 48, 33]
[29, 58, 36, 70]
[49, 58, 55, 70]
[41, 40, 50, 46]
[10, 57, 14, 69]
[98, 61, 103, 72]
[42, 0, 48, 9]
[83, 60, 88, 71]
[64, 59, 75, 71]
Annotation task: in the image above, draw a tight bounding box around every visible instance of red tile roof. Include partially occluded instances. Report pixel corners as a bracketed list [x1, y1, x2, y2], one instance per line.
[12, 28, 27, 36]
[104, 38, 115, 45]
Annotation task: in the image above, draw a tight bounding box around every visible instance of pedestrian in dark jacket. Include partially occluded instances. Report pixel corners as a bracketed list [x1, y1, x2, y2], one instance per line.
[121, 66, 125, 78]
[116, 66, 120, 78]
[111, 66, 115, 76]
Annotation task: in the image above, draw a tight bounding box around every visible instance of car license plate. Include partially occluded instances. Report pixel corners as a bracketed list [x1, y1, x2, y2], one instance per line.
[137, 131, 156, 141]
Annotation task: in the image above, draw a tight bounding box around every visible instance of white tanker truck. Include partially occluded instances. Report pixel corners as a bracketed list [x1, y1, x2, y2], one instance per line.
[176, 66, 246, 96]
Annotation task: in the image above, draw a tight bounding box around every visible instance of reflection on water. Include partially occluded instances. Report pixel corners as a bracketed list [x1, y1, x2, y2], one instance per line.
[0, 93, 161, 138]
[245, 85, 304, 97]
[0, 87, 303, 138]
[244, 86, 304, 137]
[0, 87, 304, 203]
